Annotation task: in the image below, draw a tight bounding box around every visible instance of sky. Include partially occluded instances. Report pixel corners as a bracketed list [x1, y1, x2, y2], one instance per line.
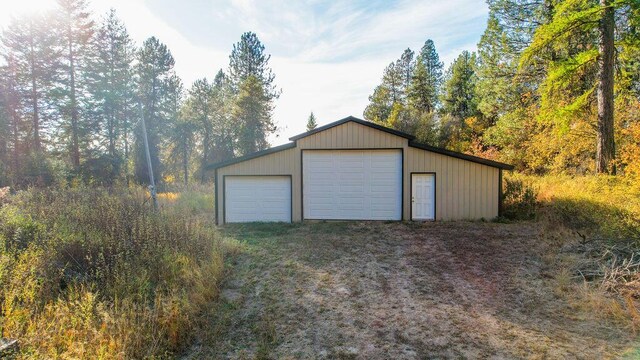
[1, 0, 489, 145]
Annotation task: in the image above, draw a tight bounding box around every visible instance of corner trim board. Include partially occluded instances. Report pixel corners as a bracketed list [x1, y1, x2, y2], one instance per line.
[498, 169, 504, 217]
[214, 168, 219, 225]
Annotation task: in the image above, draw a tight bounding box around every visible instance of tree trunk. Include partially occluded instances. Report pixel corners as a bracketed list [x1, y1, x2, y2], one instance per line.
[28, 36, 41, 154]
[108, 110, 115, 157]
[6, 58, 21, 176]
[183, 144, 189, 185]
[68, 27, 81, 170]
[201, 130, 209, 183]
[0, 129, 6, 167]
[123, 101, 129, 185]
[11, 98, 20, 176]
[596, 0, 616, 174]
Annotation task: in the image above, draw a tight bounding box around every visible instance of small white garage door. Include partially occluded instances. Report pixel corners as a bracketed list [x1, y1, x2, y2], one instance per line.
[225, 176, 291, 223]
[303, 150, 402, 220]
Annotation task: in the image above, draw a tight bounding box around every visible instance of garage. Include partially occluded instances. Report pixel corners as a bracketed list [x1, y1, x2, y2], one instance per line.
[302, 150, 402, 220]
[210, 116, 513, 224]
[224, 176, 292, 223]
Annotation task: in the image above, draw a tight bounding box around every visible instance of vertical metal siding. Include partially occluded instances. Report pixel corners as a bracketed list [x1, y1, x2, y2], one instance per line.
[404, 147, 499, 220]
[297, 121, 407, 149]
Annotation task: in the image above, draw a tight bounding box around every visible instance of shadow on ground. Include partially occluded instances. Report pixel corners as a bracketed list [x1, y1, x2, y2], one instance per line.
[186, 221, 635, 359]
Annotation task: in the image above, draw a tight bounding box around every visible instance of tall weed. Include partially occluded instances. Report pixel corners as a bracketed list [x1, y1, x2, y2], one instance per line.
[0, 185, 225, 358]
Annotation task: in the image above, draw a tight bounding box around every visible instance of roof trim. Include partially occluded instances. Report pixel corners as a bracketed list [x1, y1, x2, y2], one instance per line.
[289, 115, 416, 141]
[206, 142, 297, 170]
[408, 141, 514, 170]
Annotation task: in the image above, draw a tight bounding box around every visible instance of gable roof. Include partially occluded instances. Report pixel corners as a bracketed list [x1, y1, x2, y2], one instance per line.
[289, 115, 415, 141]
[207, 116, 514, 171]
[290, 116, 513, 170]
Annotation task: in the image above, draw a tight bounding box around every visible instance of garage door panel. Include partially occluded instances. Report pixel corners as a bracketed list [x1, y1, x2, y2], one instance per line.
[303, 150, 402, 220]
[225, 176, 291, 223]
[340, 172, 364, 180]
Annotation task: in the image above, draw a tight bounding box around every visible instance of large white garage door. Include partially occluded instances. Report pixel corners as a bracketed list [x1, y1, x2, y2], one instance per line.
[225, 176, 291, 223]
[303, 150, 402, 220]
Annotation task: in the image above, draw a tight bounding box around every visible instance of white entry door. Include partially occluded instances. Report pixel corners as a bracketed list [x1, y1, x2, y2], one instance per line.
[412, 173, 435, 220]
[303, 150, 402, 220]
[225, 176, 291, 223]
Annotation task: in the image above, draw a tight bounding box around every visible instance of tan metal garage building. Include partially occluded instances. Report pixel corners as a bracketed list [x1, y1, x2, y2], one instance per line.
[210, 116, 513, 225]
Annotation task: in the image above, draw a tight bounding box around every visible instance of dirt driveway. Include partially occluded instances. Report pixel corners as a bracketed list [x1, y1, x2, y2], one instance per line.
[188, 221, 635, 359]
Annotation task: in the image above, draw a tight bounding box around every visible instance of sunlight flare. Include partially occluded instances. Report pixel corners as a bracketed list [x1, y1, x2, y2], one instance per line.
[3, 0, 57, 18]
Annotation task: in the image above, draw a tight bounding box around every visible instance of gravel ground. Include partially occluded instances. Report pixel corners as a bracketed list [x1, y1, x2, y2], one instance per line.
[186, 221, 635, 359]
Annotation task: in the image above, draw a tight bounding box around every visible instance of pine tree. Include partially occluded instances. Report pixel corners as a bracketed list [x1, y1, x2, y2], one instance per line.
[475, 0, 548, 120]
[55, 0, 95, 171]
[228, 32, 279, 100]
[364, 49, 416, 124]
[228, 33, 278, 154]
[0, 57, 23, 181]
[596, 0, 615, 174]
[1, 13, 59, 156]
[381, 62, 404, 104]
[134, 36, 176, 184]
[397, 48, 415, 94]
[85, 9, 135, 176]
[233, 75, 274, 155]
[306, 111, 317, 131]
[363, 83, 393, 122]
[0, 78, 8, 182]
[520, 0, 639, 174]
[168, 115, 196, 185]
[409, 40, 443, 113]
[210, 69, 236, 163]
[440, 51, 480, 150]
[164, 76, 190, 184]
[442, 51, 479, 120]
[183, 78, 214, 182]
[474, 0, 558, 169]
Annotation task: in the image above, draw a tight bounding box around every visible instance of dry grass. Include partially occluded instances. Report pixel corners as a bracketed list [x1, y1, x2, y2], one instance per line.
[188, 221, 637, 359]
[0, 185, 230, 359]
[513, 173, 640, 239]
[511, 174, 640, 354]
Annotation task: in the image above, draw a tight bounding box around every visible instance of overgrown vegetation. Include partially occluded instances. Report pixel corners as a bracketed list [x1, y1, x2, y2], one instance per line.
[511, 174, 640, 333]
[501, 178, 538, 220]
[522, 174, 640, 240]
[0, 185, 232, 358]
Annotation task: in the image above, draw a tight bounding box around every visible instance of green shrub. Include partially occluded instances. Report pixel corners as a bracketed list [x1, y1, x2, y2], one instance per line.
[502, 178, 538, 220]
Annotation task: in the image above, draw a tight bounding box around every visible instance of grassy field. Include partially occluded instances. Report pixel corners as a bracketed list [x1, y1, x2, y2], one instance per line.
[0, 185, 240, 358]
[1, 174, 639, 358]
